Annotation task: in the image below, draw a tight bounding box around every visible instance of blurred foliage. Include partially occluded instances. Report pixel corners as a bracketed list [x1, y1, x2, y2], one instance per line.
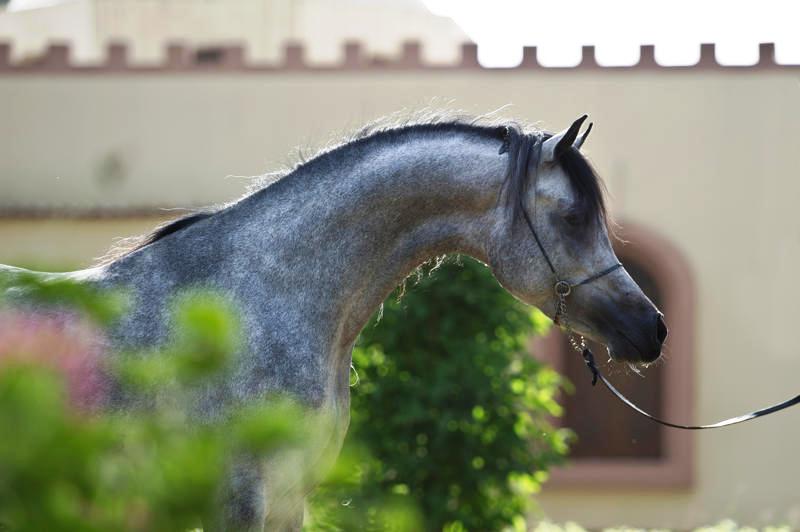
[0, 274, 306, 531]
[309, 257, 572, 531]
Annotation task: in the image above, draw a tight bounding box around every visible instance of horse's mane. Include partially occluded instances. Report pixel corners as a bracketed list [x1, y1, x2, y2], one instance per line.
[131, 211, 215, 249]
[97, 110, 607, 266]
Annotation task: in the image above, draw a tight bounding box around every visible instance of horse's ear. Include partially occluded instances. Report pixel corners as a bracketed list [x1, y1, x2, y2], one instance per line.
[573, 121, 593, 150]
[542, 115, 589, 162]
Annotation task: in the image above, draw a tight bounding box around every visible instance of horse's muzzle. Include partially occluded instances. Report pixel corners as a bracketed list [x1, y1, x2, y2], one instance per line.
[624, 311, 667, 363]
[602, 311, 667, 364]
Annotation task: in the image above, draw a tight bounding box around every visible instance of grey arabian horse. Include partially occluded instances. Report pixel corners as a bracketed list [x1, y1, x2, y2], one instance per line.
[0, 114, 666, 530]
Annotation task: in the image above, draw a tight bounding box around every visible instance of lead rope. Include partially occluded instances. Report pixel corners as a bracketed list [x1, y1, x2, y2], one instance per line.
[549, 250, 800, 429]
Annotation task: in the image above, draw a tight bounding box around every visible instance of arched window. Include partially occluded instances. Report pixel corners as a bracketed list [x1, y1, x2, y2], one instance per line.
[534, 222, 695, 488]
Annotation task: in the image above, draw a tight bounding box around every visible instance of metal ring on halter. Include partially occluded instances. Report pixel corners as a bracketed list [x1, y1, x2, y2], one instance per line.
[554, 280, 572, 297]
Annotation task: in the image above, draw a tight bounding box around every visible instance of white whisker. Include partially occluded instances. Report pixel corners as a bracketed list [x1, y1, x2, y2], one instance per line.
[627, 363, 645, 377]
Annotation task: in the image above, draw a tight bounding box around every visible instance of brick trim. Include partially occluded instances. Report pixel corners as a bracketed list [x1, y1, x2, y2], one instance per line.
[0, 41, 796, 75]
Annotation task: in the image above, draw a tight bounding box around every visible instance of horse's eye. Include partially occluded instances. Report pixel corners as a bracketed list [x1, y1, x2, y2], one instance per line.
[563, 212, 582, 227]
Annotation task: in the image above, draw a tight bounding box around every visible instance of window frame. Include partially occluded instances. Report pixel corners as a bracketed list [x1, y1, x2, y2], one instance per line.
[534, 221, 695, 489]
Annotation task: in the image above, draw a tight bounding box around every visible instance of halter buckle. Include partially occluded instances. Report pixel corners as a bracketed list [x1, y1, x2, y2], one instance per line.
[554, 280, 572, 297]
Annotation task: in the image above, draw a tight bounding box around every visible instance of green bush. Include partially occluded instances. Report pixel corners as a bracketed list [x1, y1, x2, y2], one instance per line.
[310, 257, 572, 531]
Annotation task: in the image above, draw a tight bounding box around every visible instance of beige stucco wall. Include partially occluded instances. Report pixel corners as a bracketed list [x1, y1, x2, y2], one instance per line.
[1, 68, 799, 528]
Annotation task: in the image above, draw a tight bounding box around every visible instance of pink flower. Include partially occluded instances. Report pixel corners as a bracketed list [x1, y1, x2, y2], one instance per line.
[0, 309, 109, 411]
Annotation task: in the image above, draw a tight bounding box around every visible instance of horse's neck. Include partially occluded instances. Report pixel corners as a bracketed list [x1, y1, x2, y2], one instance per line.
[106, 132, 507, 354]
[245, 132, 507, 345]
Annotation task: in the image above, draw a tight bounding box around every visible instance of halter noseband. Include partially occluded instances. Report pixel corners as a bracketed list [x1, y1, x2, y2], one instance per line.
[518, 136, 799, 430]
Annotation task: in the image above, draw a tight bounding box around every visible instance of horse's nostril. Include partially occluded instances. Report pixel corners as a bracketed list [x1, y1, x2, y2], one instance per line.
[655, 314, 668, 345]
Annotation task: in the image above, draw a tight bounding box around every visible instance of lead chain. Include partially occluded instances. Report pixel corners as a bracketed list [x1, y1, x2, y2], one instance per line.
[554, 285, 587, 354]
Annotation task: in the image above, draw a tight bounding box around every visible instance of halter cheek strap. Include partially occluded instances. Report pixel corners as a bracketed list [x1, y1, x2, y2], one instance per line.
[519, 139, 799, 430]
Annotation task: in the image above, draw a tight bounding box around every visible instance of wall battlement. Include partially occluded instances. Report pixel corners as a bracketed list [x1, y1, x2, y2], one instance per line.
[0, 41, 797, 74]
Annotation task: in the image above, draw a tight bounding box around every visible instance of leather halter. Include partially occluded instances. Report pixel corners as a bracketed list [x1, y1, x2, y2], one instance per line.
[520, 154, 799, 430]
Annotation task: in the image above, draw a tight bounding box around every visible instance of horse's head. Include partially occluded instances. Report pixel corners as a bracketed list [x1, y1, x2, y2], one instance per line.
[488, 116, 666, 364]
